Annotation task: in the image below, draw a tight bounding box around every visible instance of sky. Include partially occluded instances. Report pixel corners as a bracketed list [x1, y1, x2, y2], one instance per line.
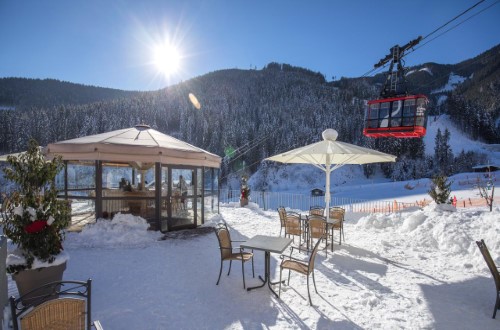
[0, 0, 499, 91]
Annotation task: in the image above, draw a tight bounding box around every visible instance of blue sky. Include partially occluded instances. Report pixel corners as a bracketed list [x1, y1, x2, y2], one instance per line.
[0, 0, 498, 91]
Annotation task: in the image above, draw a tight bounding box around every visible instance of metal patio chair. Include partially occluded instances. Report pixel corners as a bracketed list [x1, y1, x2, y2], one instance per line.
[9, 279, 103, 330]
[476, 239, 500, 318]
[284, 211, 304, 251]
[329, 207, 346, 245]
[277, 206, 287, 236]
[309, 206, 325, 216]
[214, 222, 254, 289]
[279, 234, 324, 305]
[307, 214, 328, 256]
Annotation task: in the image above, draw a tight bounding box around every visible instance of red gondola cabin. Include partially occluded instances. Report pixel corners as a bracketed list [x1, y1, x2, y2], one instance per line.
[363, 94, 428, 138]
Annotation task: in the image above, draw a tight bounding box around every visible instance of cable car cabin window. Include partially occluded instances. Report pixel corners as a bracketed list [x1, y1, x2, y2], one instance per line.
[415, 98, 427, 127]
[390, 100, 402, 127]
[379, 102, 390, 128]
[367, 103, 379, 128]
[402, 99, 416, 126]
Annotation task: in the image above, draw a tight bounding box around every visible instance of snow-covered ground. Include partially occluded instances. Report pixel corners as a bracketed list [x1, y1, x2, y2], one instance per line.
[5, 196, 500, 329]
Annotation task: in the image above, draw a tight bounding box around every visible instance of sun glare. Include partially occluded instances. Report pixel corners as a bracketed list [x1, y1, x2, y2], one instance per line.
[153, 43, 181, 76]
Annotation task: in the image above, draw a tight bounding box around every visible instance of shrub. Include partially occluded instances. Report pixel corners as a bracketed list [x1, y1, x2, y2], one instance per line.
[2, 139, 70, 273]
[428, 175, 452, 204]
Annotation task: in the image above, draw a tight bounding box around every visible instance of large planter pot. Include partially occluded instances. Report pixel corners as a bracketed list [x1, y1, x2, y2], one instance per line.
[12, 261, 66, 305]
[240, 198, 249, 207]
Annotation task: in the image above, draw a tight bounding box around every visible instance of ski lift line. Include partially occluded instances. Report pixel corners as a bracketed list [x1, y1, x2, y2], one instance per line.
[219, 157, 265, 182]
[420, 0, 487, 42]
[360, 0, 496, 78]
[224, 131, 273, 160]
[223, 131, 275, 168]
[225, 134, 271, 165]
[407, 0, 500, 57]
[361, 64, 388, 79]
[229, 137, 270, 163]
[224, 129, 274, 157]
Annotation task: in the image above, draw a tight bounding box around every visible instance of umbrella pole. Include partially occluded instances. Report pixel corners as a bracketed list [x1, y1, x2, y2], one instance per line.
[325, 155, 331, 222]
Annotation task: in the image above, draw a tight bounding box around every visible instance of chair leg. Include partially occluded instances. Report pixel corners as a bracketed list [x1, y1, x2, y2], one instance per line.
[216, 260, 223, 285]
[339, 223, 344, 245]
[251, 257, 255, 278]
[287, 269, 291, 285]
[241, 261, 246, 289]
[325, 237, 328, 257]
[279, 267, 283, 298]
[493, 294, 500, 318]
[331, 228, 335, 252]
[227, 260, 232, 276]
[307, 274, 312, 305]
[312, 270, 318, 294]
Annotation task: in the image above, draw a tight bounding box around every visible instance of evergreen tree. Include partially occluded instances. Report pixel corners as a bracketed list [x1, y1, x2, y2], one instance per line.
[434, 128, 453, 175]
[428, 175, 452, 204]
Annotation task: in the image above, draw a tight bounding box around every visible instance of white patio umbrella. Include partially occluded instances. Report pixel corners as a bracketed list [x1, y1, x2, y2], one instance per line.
[265, 129, 396, 219]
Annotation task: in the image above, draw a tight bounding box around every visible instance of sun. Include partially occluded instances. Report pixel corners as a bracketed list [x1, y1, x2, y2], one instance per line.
[153, 42, 181, 76]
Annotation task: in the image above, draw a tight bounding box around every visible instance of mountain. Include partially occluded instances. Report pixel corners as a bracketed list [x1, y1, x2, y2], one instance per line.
[0, 45, 498, 186]
[0, 77, 141, 109]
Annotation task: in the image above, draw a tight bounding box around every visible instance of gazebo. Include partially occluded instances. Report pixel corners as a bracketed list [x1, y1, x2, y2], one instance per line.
[45, 124, 221, 232]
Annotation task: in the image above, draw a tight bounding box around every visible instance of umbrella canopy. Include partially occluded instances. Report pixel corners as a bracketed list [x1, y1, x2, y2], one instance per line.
[45, 124, 221, 168]
[265, 129, 396, 218]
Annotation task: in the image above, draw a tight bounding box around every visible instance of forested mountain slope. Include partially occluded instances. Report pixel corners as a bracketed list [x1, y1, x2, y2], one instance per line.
[0, 78, 141, 109]
[0, 45, 498, 184]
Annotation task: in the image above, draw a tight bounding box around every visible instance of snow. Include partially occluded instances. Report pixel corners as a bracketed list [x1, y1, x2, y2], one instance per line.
[6, 250, 69, 270]
[431, 72, 467, 94]
[4, 186, 500, 329]
[423, 115, 500, 166]
[407, 67, 433, 77]
[4, 108, 500, 329]
[419, 67, 433, 76]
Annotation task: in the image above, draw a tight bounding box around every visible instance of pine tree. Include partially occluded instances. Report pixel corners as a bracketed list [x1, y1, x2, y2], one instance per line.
[428, 175, 452, 204]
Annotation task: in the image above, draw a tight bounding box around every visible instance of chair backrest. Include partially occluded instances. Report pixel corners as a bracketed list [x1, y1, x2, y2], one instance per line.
[308, 234, 325, 274]
[476, 239, 500, 291]
[10, 280, 93, 330]
[277, 207, 287, 227]
[329, 207, 345, 227]
[215, 223, 233, 260]
[309, 206, 324, 216]
[307, 215, 327, 239]
[284, 212, 302, 236]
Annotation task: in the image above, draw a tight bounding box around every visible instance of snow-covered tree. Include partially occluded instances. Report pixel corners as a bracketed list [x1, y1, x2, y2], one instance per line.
[428, 175, 452, 204]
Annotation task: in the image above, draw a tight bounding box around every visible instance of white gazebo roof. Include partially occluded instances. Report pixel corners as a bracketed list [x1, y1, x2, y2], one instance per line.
[46, 125, 221, 168]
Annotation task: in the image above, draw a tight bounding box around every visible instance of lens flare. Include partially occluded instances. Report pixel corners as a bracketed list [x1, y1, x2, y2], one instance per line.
[188, 93, 201, 109]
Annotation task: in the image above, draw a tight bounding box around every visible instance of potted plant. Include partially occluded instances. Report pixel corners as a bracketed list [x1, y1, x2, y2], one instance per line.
[2, 139, 71, 301]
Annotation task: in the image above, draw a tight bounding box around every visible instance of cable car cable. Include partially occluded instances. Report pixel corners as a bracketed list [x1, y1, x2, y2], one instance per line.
[407, 0, 500, 57]
[361, 0, 497, 78]
[223, 130, 274, 162]
[420, 0, 487, 42]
